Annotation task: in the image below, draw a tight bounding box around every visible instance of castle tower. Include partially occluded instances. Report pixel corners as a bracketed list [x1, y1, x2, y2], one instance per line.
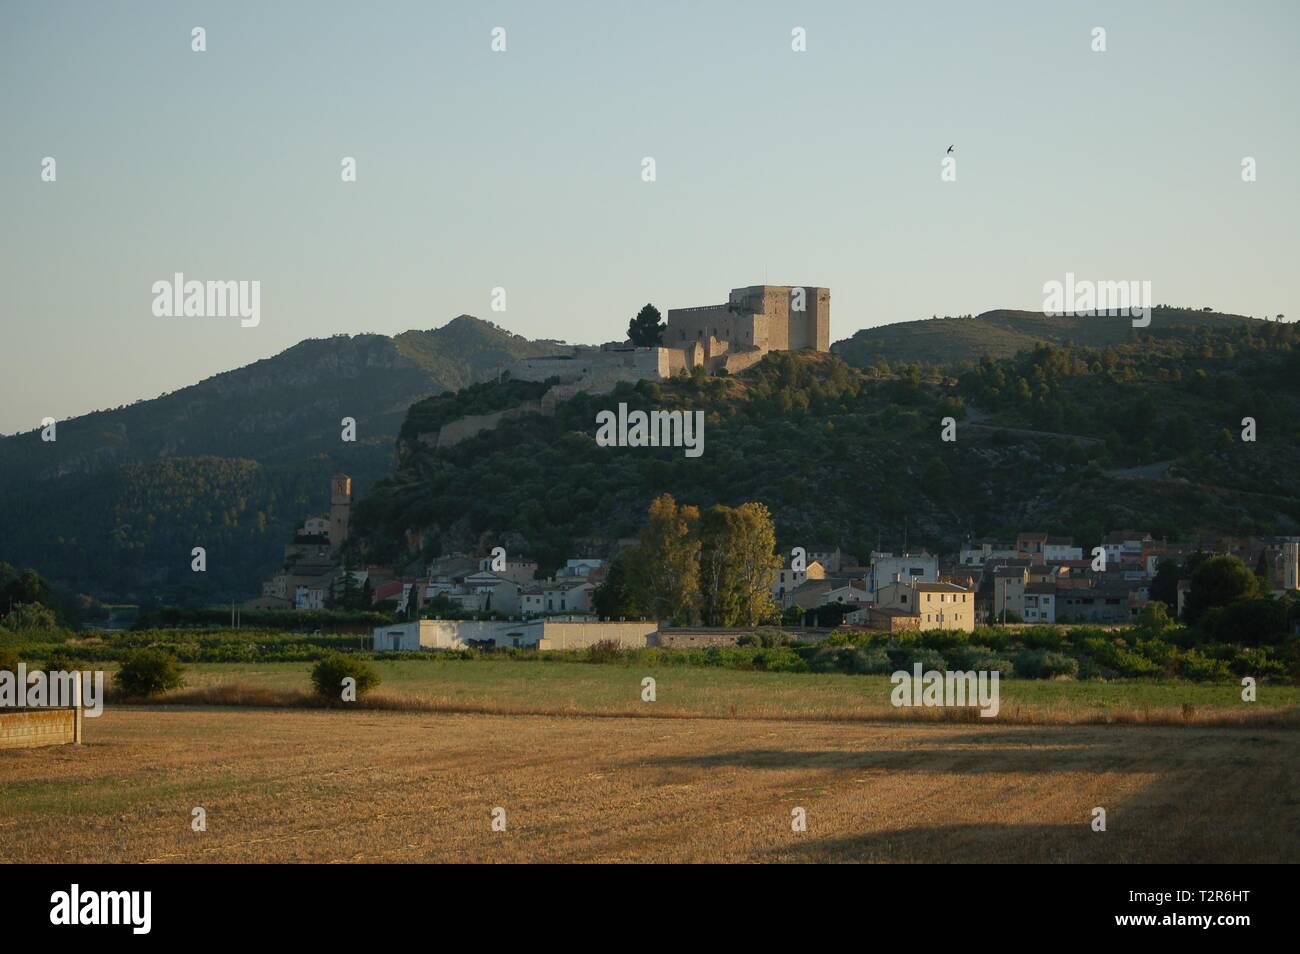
[329, 474, 352, 548]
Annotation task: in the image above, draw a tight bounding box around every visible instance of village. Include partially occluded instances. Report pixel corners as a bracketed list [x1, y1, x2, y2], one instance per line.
[245, 469, 1300, 654]
[244, 283, 1300, 654]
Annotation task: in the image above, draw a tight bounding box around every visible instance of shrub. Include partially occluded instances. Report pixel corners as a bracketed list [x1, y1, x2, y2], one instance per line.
[1177, 649, 1231, 682]
[44, 651, 76, 672]
[751, 647, 810, 673]
[310, 654, 380, 700]
[1230, 647, 1285, 679]
[1080, 636, 1160, 677]
[0, 647, 20, 675]
[584, 639, 625, 664]
[972, 626, 1012, 651]
[1200, 598, 1289, 646]
[964, 653, 1016, 678]
[900, 649, 948, 673]
[1020, 626, 1064, 650]
[919, 629, 968, 651]
[1013, 649, 1078, 679]
[115, 649, 185, 697]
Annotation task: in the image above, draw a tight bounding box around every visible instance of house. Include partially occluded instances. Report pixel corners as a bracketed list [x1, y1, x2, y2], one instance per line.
[789, 579, 839, 611]
[1016, 532, 1049, 564]
[1057, 582, 1131, 623]
[374, 618, 658, 652]
[959, 541, 1018, 567]
[461, 571, 522, 614]
[821, 581, 869, 605]
[1102, 531, 1153, 570]
[1043, 537, 1082, 562]
[476, 556, 538, 586]
[520, 579, 594, 616]
[806, 545, 843, 574]
[1022, 583, 1057, 623]
[843, 605, 922, 632]
[865, 552, 938, 600]
[875, 581, 975, 632]
[558, 558, 605, 579]
[772, 560, 826, 607]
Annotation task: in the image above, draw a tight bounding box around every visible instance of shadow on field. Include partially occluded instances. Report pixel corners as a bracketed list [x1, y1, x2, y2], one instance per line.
[639, 744, 1115, 774]
[760, 822, 1101, 863]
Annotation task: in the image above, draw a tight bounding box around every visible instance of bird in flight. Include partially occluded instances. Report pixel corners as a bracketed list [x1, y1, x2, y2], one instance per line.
[946, 145, 955, 154]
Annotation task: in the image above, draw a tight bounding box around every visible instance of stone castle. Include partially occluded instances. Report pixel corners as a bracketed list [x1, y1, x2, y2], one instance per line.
[505, 284, 830, 391]
[425, 285, 829, 450]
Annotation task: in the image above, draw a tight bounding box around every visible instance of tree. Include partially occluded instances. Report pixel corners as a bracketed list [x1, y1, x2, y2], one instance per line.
[627, 304, 665, 346]
[626, 494, 699, 624]
[697, 502, 782, 626]
[1134, 600, 1173, 635]
[1149, 559, 1181, 610]
[311, 654, 380, 700]
[1185, 555, 1259, 625]
[0, 601, 59, 631]
[592, 555, 642, 619]
[115, 649, 185, 697]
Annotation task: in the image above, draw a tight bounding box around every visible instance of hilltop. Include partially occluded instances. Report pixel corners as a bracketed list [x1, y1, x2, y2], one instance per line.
[351, 319, 1300, 574]
[0, 317, 566, 602]
[831, 307, 1262, 368]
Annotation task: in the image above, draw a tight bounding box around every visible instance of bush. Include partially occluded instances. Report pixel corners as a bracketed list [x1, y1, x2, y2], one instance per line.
[807, 646, 890, 675]
[1200, 598, 1289, 646]
[310, 654, 381, 700]
[44, 651, 76, 672]
[898, 648, 948, 674]
[1178, 649, 1231, 682]
[934, 644, 1016, 677]
[1020, 626, 1064, 650]
[1013, 649, 1078, 679]
[1080, 636, 1160, 678]
[584, 639, 625, 664]
[0, 647, 20, 675]
[1230, 647, 1285, 679]
[115, 649, 185, 697]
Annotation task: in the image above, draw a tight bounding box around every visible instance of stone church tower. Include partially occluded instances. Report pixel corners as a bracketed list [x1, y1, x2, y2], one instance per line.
[329, 474, 352, 548]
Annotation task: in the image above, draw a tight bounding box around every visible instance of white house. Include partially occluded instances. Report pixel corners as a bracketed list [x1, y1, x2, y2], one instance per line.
[866, 552, 938, 600]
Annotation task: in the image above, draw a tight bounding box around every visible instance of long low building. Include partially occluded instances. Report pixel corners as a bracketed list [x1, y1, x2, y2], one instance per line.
[373, 618, 659, 652]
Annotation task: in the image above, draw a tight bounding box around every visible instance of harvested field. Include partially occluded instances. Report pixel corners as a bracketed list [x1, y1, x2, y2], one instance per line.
[2, 707, 1296, 863]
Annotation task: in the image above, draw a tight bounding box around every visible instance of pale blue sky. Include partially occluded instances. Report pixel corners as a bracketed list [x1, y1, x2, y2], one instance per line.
[2, 0, 1297, 434]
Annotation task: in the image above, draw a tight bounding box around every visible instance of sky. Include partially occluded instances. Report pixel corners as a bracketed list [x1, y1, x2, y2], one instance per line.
[1, 0, 1297, 435]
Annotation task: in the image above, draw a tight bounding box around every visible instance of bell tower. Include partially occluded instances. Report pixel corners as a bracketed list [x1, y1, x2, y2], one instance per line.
[329, 474, 352, 548]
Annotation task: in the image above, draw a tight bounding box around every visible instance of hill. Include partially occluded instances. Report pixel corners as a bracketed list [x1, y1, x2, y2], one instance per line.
[352, 320, 1300, 575]
[0, 317, 566, 602]
[831, 307, 1262, 368]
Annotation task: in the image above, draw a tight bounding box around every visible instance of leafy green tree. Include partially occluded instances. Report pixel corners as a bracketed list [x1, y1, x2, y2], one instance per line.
[115, 649, 185, 697]
[592, 555, 642, 619]
[310, 654, 380, 700]
[626, 494, 699, 624]
[1185, 555, 1259, 625]
[1134, 600, 1173, 635]
[627, 304, 665, 346]
[697, 502, 781, 626]
[0, 602, 58, 631]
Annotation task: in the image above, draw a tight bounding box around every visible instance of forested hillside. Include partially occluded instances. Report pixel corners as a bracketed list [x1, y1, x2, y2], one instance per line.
[0, 317, 566, 602]
[352, 319, 1300, 575]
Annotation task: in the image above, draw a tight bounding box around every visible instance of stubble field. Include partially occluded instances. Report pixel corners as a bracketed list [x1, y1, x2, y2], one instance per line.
[3, 703, 1297, 863]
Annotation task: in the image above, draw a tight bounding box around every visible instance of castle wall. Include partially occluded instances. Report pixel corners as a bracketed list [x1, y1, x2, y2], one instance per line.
[666, 286, 830, 362]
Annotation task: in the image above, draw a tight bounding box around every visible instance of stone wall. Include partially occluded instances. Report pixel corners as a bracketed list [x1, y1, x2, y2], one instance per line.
[0, 708, 81, 749]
